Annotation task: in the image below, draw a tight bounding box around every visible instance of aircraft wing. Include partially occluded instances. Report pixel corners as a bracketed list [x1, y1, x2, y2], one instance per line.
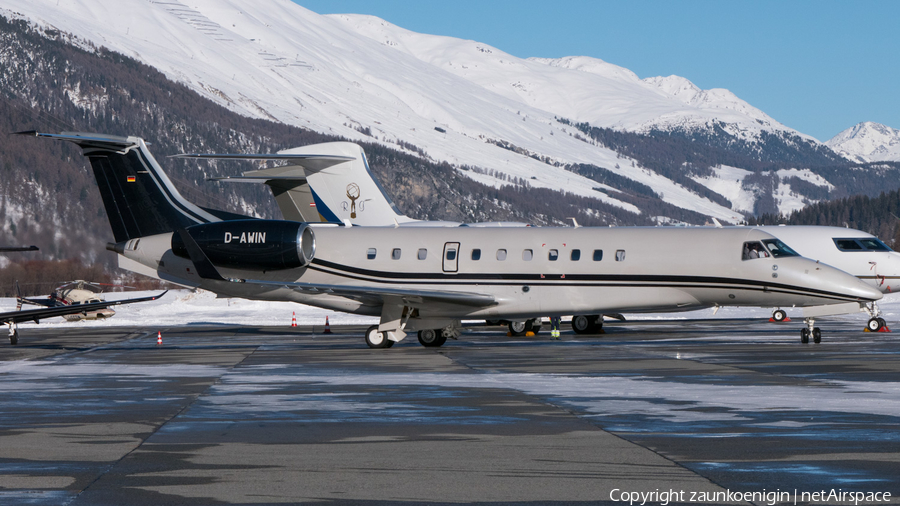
[246, 279, 496, 308]
[0, 291, 168, 325]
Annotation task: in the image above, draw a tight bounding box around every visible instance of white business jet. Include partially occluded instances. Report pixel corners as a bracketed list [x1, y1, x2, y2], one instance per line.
[19, 132, 882, 348]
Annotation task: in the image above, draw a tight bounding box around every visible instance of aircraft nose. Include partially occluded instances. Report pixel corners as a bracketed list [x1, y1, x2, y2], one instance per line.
[841, 274, 883, 301]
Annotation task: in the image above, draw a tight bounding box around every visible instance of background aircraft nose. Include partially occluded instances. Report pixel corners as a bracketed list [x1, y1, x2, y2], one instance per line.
[842, 272, 883, 301]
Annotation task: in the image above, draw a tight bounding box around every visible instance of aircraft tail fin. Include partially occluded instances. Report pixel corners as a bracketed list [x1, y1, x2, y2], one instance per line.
[180, 142, 412, 226]
[16, 131, 224, 242]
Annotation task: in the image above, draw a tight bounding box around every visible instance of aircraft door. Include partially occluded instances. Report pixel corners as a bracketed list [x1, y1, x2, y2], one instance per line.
[443, 242, 460, 273]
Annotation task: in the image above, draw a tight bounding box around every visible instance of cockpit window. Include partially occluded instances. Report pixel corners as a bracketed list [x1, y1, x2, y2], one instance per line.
[742, 241, 770, 260]
[761, 239, 799, 258]
[859, 238, 891, 251]
[834, 239, 863, 251]
[834, 237, 892, 252]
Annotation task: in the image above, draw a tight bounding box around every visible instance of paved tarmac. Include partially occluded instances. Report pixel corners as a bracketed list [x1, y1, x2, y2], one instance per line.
[0, 318, 898, 505]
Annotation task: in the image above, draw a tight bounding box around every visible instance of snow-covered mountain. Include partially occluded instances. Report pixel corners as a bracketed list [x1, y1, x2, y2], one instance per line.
[0, 0, 877, 222]
[826, 122, 900, 163]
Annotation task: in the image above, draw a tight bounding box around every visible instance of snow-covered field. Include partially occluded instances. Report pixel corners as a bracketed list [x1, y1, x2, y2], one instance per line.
[5, 289, 898, 330]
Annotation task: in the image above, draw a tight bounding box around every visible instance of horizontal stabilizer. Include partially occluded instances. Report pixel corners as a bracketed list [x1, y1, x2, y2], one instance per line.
[172, 153, 354, 173]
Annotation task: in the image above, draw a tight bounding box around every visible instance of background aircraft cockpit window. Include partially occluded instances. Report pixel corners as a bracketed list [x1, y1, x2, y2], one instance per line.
[760, 239, 799, 258]
[592, 249, 603, 261]
[859, 238, 891, 251]
[471, 249, 481, 260]
[571, 249, 581, 261]
[367, 248, 376, 260]
[523, 249, 533, 261]
[497, 249, 507, 261]
[834, 239, 864, 251]
[834, 238, 892, 252]
[392, 248, 401, 260]
[417, 248, 427, 260]
[549, 249, 559, 261]
[742, 241, 770, 260]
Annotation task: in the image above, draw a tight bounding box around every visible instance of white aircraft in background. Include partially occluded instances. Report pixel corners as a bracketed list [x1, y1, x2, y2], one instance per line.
[188, 141, 900, 334]
[19, 131, 882, 349]
[748, 226, 900, 331]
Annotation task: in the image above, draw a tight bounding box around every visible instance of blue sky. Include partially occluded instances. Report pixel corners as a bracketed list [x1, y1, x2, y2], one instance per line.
[297, 1, 899, 142]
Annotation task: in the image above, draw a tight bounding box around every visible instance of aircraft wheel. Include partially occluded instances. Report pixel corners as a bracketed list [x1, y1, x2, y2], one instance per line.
[525, 319, 542, 334]
[365, 325, 390, 349]
[867, 318, 883, 332]
[485, 319, 501, 326]
[813, 327, 821, 344]
[417, 329, 441, 347]
[571, 315, 595, 335]
[508, 321, 527, 336]
[9, 331, 18, 346]
[772, 309, 787, 322]
[878, 317, 887, 328]
[434, 332, 448, 347]
[800, 328, 810, 344]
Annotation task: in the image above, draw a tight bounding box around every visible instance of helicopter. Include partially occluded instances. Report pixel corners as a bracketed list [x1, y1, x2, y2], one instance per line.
[17, 280, 132, 321]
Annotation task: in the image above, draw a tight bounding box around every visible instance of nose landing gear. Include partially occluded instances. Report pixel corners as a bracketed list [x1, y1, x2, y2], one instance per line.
[801, 318, 821, 344]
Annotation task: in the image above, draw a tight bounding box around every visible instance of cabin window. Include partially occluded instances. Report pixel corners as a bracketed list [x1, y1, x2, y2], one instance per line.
[367, 248, 377, 260]
[523, 249, 533, 261]
[615, 249, 626, 262]
[761, 239, 799, 258]
[741, 241, 769, 260]
[571, 249, 581, 261]
[471, 249, 481, 260]
[417, 248, 427, 260]
[834, 237, 891, 252]
[592, 249, 603, 261]
[497, 249, 507, 261]
[446, 249, 457, 261]
[392, 248, 401, 260]
[548, 249, 559, 261]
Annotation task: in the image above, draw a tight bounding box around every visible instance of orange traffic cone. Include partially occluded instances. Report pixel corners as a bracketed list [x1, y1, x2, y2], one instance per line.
[323, 315, 332, 334]
[156, 331, 162, 345]
[291, 311, 297, 328]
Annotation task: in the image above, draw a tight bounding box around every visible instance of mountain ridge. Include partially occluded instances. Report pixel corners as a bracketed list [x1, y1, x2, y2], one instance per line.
[1, 0, 899, 235]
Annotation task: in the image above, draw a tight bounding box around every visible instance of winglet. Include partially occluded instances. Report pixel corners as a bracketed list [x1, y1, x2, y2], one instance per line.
[712, 217, 723, 228]
[175, 229, 226, 281]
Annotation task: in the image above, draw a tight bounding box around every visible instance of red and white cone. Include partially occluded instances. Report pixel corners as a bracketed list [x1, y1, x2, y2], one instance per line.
[156, 331, 162, 345]
[291, 311, 297, 328]
[324, 315, 332, 334]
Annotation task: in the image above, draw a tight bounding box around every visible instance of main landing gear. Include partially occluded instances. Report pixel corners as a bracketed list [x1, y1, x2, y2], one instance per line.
[800, 318, 821, 344]
[365, 325, 394, 349]
[771, 309, 788, 322]
[508, 319, 542, 337]
[417, 328, 448, 348]
[571, 315, 603, 335]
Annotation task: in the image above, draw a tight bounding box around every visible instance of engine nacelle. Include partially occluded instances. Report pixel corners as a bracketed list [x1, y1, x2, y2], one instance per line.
[172, 220, 315, 271]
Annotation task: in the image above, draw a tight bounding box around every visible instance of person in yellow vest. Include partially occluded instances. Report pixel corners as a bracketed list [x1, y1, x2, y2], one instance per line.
[550, 316, 561, 340]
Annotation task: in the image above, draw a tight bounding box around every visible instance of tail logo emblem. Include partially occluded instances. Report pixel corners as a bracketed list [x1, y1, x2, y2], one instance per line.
[346, 183, 360, 218]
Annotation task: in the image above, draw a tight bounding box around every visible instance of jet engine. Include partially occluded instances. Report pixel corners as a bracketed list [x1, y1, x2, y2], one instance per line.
[172, 220, 315, 271]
